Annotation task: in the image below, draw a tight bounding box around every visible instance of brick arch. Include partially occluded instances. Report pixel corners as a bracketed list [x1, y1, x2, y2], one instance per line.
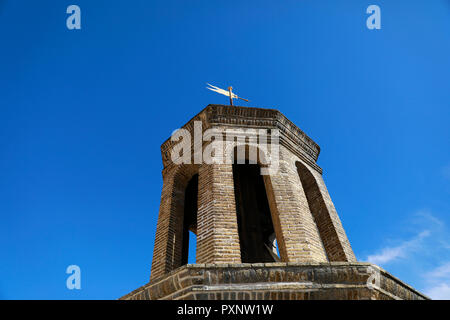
[171, 164, 200, 194]
[226, 143, 287, 262]
[150, 164, 199, 281]
[166, 164, 199, 269]
[223, 142, 272, 168]
[295, 161, 348, 261]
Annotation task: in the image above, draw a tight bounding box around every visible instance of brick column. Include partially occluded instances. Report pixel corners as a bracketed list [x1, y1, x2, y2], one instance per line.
[150, 165, 198, 282]
[150, 168, 178, 281]
[263, 147, 328, 263]
[196, 163, 242, 264]
[308, 169, 356, 262]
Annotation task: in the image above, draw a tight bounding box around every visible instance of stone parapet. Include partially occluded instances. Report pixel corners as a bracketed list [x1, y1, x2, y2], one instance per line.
[121, 263, 429, 300]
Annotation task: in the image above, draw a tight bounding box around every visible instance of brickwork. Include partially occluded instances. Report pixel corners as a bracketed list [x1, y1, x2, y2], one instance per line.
[196, 163, 241, 264]
[150, 105, 357, 281]
[296, 160, 356, 262]
[308, 165, 356, 262]
[123, 104, 421, 300]
[121, 263, 429, 300]
[150, 164, 199, 281]
[263, 145, 328, 263]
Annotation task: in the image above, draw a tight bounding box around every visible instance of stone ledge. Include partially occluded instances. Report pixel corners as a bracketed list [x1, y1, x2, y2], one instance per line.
[120, 262, 429, 300]
[159, 105, 323, 173]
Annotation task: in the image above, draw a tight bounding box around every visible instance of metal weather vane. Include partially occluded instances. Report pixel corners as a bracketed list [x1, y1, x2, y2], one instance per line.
[206, 83, 249, 106]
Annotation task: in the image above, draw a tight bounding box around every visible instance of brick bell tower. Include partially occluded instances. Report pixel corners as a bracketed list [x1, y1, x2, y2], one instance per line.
[120, 105, 427, 300]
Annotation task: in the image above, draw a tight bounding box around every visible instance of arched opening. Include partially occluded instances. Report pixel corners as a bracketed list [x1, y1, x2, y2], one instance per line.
[150, 164, 199, 280]
[295, 161, 345, 261]
[181, 174, 198, 265]
[233, 162, 280, 263]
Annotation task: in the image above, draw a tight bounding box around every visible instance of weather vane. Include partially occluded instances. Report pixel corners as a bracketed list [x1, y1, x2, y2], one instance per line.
[206, 83, 249, 106]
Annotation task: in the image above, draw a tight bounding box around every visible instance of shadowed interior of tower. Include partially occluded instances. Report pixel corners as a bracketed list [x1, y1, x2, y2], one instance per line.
[233, 163, 280, 263]
[181, 174, 198, 265]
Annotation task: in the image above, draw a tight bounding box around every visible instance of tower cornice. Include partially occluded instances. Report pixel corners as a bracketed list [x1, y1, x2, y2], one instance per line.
[160, 104, 322, 173]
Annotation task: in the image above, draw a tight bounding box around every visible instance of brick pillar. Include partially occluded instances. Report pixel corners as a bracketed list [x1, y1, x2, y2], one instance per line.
[263, 147, 328, 263]
[196, 163, 242, 264]
[307, 167, 356, 262]
[150, 169, 177, 281]
[150, 165, 198, 282]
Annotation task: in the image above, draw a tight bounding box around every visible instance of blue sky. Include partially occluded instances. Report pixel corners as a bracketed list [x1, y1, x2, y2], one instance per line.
[0, 1, 449, 299]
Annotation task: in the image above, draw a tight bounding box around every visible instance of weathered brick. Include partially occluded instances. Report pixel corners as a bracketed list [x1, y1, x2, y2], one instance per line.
[122, 105, 425, 300]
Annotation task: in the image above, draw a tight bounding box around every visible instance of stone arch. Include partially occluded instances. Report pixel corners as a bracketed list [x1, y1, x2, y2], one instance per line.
[295, 160, 347, 261]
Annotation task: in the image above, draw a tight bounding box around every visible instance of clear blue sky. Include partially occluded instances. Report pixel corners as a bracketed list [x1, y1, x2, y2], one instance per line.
[0, 0, 449, 299]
